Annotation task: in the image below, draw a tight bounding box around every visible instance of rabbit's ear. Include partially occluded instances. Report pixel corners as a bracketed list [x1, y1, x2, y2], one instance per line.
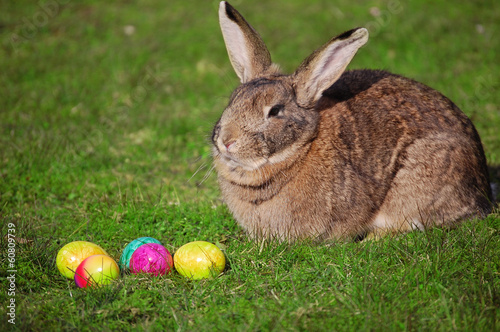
[219, 1, 272, 83]
[294, 28, 368, 106]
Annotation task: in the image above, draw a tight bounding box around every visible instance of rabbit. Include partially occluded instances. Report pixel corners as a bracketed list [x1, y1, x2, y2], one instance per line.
[211, 1, 493, 241]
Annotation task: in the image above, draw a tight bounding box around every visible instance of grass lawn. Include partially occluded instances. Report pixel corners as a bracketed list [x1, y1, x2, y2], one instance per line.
[1, 0, 499, 330]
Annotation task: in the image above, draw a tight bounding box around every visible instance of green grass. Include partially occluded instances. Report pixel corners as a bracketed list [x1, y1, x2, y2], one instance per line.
[1, 0, 499, 330]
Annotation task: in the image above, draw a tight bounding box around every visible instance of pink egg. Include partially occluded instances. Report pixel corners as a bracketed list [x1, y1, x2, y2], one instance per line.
[74, 255, 120, 288]
[130, 243, 173, 276]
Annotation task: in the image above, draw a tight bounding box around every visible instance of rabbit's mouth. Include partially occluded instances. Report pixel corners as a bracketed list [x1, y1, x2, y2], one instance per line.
[213, 144, 268, 172]
[219, 152, 268, 172]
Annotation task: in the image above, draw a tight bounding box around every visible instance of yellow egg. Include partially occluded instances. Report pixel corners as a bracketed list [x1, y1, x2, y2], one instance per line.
[56, 241, 108, 279]
[174, 241, 225, 280]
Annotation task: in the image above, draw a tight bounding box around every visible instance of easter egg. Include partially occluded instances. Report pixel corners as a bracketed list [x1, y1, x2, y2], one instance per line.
[129, 243, 173, 276]
[74, 254, 120, 288]
[56, 241, 108, 279]
[119, 237, 162, 270]
[174, 241, 226, 280]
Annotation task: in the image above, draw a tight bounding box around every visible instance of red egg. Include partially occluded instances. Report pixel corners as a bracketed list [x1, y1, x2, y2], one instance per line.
[74, 255, 120, 288]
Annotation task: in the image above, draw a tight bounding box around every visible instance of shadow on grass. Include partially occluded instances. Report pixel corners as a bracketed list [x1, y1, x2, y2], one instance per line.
[488, 164, 500, 205]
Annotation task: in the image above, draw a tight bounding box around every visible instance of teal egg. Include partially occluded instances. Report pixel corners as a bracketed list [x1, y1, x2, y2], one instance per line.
[119, 237, 162, 269]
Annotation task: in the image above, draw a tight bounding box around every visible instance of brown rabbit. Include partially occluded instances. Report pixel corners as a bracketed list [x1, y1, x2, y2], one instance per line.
[211, 1, 493, 241]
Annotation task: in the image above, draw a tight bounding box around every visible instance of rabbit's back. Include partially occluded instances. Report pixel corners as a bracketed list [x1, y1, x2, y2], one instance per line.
[310, 69, 492, 237]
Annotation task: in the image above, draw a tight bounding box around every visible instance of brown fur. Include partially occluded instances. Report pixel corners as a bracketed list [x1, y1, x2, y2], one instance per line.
[212, 2, 492, 241]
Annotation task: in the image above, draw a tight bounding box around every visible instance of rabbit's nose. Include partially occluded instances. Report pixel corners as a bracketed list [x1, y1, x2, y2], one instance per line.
[224, 140, 236, 151]
[219, 125, 239, 151]
[218, 133, 236, 152]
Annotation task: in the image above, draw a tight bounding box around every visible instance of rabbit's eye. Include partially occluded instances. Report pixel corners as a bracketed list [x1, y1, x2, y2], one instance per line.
[268, 104, 284, 118]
